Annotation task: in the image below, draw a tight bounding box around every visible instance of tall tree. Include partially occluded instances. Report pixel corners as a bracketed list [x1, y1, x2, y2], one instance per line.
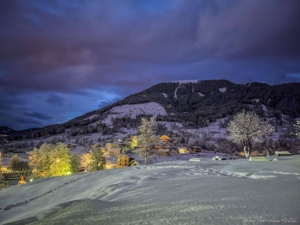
[90, 144, 106, 171]
[227, 111, 273, 158]
[137, 116, 158, 164]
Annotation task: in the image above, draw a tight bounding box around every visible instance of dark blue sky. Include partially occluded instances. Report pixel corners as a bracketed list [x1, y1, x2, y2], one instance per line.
[1, 0, 300, 130]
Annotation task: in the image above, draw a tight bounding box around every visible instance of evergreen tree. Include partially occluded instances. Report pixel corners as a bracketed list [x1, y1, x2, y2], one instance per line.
[90, 144, 106, 171]
[136, 116, 158, 164]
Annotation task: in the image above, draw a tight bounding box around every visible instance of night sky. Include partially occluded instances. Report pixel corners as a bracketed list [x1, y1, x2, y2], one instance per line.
[1, 0, 300, 130]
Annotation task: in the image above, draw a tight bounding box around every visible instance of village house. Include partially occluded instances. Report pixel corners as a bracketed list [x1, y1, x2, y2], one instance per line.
[129, 160, 140, 166]
[117, 155, 130, 168]
[109, 148, 122, 156]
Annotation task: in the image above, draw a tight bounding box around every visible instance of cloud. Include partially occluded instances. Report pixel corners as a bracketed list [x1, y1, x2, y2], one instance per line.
[24, 112, 53, 121]
[0, 0, 299, 130]
[0, 88, 121, 130]
[47, 94, 64, 106]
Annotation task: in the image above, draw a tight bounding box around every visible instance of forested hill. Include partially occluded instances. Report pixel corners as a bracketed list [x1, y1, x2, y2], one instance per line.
[7, 80, 300, 141]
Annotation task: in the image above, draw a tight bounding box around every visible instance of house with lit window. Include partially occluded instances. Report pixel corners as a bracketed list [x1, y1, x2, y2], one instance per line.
[129, 160, 140, 166]
[117, 155, 130, 168]
[109, 148, 122, 156]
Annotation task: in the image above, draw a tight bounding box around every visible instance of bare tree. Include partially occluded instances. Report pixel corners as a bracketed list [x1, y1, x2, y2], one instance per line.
[136, 116, 158, 164]
[227, 111, 273, 158]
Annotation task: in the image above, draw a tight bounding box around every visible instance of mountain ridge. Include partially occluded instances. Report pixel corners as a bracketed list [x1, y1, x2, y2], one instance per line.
[4, 80, 300, 142]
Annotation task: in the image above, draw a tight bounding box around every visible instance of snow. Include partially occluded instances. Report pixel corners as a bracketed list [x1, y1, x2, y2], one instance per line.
[219, 87, 227, 93]
[198, 92, 205, 97]
[261, 104, 268, 112]
[162, 93, 168, 98]
[104, 102, 167, 125]
[251, 98, 260, 103]
[1, 156, 299, 224]
[157, 121, 183, 129]
[83, 115, 98, 120]
[174, 83, 181, 99]
[171, 80, 199, 84]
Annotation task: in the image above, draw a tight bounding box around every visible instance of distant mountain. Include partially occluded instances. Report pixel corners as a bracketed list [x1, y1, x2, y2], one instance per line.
[0, 126, 16, 136]
[6, 80, 300, 142]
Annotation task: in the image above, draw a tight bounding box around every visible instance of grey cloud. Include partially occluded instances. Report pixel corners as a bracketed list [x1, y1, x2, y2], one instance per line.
[47, 94, 64, 106]
[1, 0, 299, 93]
[0, 0, 299, 130]
[24, 112, 53, 121]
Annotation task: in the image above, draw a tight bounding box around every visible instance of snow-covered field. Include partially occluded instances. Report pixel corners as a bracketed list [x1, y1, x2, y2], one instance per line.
[0, 157, 300, 225]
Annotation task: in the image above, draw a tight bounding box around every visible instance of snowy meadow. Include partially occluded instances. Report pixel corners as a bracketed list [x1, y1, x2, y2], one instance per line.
[0, 156, 299, 225]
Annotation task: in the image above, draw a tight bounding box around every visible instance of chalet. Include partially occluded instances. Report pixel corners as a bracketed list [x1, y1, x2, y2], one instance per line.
[117, 155, 130, 168]
[109, 148, 122, 156]
[129, 160, 140, 166]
